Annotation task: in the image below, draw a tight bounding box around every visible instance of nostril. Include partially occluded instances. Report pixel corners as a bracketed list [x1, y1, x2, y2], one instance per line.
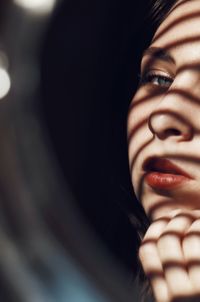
[164, 129, 181, 136]
[148, 112, 193, 141]
[159, 128, 181, 140]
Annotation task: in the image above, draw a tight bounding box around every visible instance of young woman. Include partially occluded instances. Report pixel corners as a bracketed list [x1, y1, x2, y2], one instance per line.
[128, 0, 200, 301]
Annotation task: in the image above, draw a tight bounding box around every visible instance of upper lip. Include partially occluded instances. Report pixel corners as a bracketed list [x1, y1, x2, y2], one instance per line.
[142, 157, 192, 178]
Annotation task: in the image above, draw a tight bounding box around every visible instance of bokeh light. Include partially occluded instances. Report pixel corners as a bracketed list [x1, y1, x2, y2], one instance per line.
[0, 68, 11, 99]
[13, 0, 56, 15]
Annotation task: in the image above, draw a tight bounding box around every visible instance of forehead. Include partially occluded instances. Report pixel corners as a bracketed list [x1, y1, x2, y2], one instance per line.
[151, 0, 200, 59]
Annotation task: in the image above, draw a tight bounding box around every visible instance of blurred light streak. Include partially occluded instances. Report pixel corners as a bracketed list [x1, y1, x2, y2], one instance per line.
[13, 0, 56, 15]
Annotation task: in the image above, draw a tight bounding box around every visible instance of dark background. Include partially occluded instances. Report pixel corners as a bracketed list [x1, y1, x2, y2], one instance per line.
[40, 0, 153, 276]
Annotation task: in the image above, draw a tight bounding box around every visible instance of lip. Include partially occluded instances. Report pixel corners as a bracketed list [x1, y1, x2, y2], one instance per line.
[143, 157, 192, 190]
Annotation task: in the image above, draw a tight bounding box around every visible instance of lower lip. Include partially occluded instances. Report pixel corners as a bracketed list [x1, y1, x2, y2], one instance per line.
[145, 172, 190, 190]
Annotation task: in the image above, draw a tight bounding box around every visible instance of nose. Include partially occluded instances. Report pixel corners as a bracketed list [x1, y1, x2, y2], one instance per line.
[148, 110, 193, 141]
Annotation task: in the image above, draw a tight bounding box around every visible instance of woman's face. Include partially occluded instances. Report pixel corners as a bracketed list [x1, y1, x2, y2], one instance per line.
[127, 0, 200, 221]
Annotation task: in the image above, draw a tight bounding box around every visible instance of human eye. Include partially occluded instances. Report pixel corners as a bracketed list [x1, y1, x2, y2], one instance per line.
[139, 70, 173, 88]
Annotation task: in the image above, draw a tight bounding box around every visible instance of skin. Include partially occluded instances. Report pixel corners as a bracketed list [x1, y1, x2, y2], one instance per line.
[127, 0, 200, 301]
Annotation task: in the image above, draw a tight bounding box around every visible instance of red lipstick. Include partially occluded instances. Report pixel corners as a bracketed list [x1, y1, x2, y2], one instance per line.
[143, 158, 192, 190]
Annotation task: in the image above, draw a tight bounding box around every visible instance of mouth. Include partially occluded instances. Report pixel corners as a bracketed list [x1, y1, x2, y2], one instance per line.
[143, 157, 192, 190]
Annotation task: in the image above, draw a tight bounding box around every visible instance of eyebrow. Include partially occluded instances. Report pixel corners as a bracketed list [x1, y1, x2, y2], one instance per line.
[142, 47, 175, 64]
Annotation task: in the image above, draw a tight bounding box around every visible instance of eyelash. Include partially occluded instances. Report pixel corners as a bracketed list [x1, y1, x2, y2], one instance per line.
[139, 71, 173, 88]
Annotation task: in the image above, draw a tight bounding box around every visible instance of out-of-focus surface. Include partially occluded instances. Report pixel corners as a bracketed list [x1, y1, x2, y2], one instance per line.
[40, 0, 152, 273]
[0, 0, 153, 301]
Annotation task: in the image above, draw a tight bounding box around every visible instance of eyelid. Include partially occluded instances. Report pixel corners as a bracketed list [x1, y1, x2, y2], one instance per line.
[140, 55, 175, 79]
[140, 68, 174, 79]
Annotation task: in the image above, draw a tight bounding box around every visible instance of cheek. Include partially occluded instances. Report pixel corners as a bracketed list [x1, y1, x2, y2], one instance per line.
[127, 88, 156, 133]
[127, 94, 147, 141]
[127, 97, 149, 189]
[127, 88, 165, 146]
[127, 93, 153, 160]
[127, 91, 159, 192]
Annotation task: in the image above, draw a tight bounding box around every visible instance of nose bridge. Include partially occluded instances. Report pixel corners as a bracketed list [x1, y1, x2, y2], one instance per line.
[148, 90, 193, 141]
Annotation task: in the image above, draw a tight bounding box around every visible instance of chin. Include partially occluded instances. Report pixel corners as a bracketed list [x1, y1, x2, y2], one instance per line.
[142, 184, 200, 221]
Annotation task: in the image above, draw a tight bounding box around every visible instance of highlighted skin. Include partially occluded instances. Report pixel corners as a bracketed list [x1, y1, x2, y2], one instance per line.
[127, 0, 200, 300]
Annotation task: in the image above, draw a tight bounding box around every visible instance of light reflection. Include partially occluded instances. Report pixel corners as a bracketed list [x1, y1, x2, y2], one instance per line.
[13, 0, 56, 15]
[0, 68, 11, 99]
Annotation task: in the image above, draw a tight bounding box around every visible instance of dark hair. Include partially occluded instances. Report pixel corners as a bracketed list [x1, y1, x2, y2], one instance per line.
[150, 0, 179, 26]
